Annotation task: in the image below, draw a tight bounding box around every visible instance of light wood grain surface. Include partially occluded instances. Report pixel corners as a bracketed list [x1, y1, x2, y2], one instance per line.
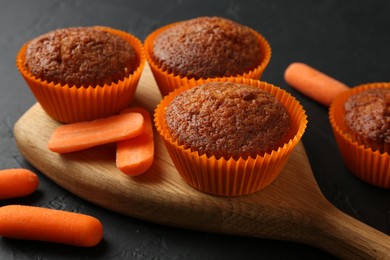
[14, 65, 390, 259]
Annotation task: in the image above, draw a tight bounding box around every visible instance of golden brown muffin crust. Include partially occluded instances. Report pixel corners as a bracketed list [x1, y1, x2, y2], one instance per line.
[153, 16, 261, 79]
[165, 82, 291, 159]
[344, 88, 390, 153]
[25, 27, 137, 88]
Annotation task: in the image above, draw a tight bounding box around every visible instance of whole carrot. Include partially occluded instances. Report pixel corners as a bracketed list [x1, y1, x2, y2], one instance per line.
[284, 62, 349, 106]
[0, 205, 103, 247]
[116, 107, 154, 176]
[48, 112, 144, 153]
[0, 169, 39, 200]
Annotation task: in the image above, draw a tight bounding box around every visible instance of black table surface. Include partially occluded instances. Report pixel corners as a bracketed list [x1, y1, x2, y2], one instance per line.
[1, 0, 389, 259]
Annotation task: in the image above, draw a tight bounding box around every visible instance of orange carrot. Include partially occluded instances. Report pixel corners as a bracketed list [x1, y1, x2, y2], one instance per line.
[0, 169, 39, 200]
[284, 62, 349, 106]
[0, 205, 103, 247]
[48, 112, 144, 153]
[116, 107, 154, 176]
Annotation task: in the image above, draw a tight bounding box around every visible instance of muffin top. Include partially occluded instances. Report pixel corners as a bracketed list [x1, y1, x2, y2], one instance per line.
[25, 27, 137, 88]
[165, 82, 291, 160]
[153, 16, 261, 79]
[344, 88, 390, 153]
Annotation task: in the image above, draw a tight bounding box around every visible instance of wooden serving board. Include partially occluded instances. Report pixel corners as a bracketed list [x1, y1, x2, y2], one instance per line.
[14, 65, 390, 259]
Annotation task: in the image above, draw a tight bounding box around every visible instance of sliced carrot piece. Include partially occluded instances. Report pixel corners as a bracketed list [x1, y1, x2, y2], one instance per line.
[284, 62, 349, 106]
[48, 112, 144, 153]
[0, 205, 103, 247]
[0, 169, 39, 200]
[116, 107, 154, 176]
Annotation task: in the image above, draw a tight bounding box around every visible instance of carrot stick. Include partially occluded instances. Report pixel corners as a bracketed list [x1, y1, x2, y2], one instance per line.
[0, 169, 39, 200]
[48, 112, 144, 153]
[284, 62, 349, 106]
[0, 205, 103, 247]
[116, 107, 154, 176]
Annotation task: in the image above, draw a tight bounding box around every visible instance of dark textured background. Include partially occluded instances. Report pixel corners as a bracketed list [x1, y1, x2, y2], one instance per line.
[0, 0, 389, 259]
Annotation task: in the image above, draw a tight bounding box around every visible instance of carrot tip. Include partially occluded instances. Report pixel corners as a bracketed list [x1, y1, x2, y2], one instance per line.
[284, 62, 349, 106]
[0, 169, 39, 200]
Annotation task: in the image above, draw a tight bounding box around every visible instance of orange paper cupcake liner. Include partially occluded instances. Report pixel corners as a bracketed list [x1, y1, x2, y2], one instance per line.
[144, 22, 272, 97]
[154, 78, 307, 196]
[16, 26, 146, 123]
[329, 83, 390, 189]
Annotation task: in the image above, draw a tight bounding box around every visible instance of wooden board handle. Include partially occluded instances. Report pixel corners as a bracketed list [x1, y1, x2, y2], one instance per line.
[302, 201, 390, 259]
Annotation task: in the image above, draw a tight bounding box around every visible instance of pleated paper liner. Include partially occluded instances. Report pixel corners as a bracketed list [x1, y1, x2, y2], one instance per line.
[329, 83, 390, 189]
[16, 26, 146, 123]
[144, 22, 271, 97]
[154, 78, 307, 196]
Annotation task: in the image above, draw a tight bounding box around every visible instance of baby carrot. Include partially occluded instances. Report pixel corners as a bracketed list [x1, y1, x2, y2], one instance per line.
[0, 205, 103, 247]
[48, 112, 144, 153]
[0, 169, 39, 200]
[284, 62, 349, 106]
[116, 107, 154, 176]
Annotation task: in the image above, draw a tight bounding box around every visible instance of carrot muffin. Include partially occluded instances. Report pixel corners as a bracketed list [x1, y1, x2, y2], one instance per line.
[155, 78, 307, 196]
[145, 16, 271, 96]
[165, 82, 291, 160]
[329, 83, 390, 188]
[25, 27, 138, 88]
[344, 88, 390, 154]
[16, 26, 145, 123]
[153, 17, 261, 79]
